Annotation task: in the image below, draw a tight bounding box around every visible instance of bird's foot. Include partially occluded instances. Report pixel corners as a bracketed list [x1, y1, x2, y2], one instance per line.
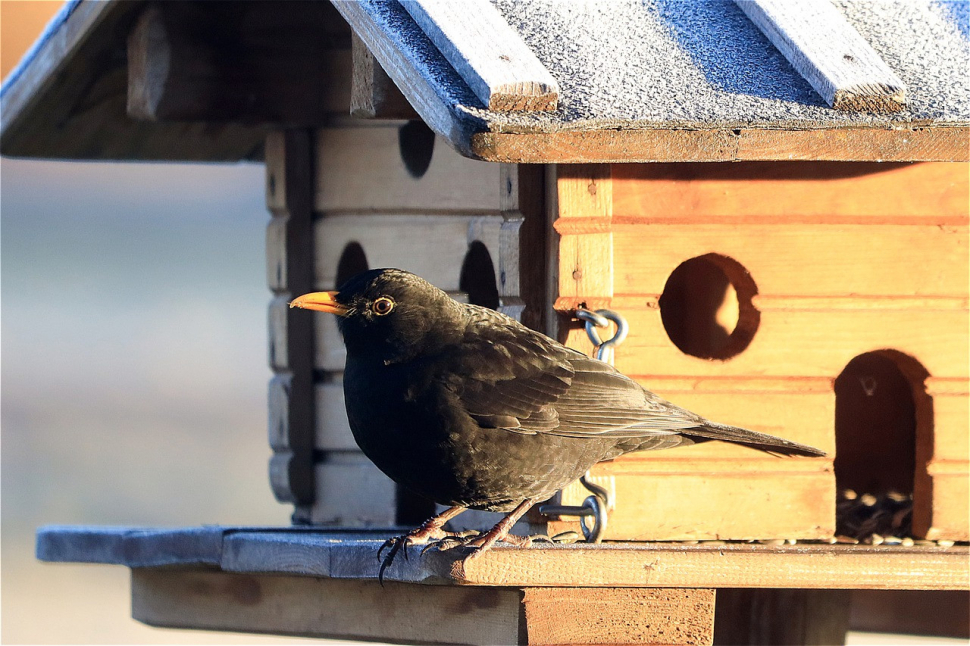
[377, 506, 467, 584]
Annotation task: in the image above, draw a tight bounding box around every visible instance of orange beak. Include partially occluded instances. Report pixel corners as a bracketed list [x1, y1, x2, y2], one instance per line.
[289, 291, 349, 316]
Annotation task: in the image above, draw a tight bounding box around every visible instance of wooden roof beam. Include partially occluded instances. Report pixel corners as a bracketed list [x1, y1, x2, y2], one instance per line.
[127, 2, 349, 125]
[735, 0, 907, 113]
[350, 32, 419, 120]
[399, 0, 560, 112]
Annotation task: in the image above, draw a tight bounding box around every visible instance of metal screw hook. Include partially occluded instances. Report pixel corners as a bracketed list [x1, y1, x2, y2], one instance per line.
[538, 309, 628, 542]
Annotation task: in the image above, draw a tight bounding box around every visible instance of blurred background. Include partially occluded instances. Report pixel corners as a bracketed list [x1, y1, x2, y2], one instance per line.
[2, 2, 304, 642]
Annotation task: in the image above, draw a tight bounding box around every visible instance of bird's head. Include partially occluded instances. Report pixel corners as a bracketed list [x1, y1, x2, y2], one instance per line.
[290, 268, 463, 363]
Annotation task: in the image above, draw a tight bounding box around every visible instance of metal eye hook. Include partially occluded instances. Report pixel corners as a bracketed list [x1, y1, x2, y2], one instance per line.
[538, 308, 628, 542]
[576, 308, 629, 365]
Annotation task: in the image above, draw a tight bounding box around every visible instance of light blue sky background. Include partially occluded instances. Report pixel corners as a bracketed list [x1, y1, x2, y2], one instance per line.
[1, 158, 306, 642]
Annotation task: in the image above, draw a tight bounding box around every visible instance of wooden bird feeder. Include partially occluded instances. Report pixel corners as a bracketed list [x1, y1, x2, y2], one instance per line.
[6, 0, 968, 644]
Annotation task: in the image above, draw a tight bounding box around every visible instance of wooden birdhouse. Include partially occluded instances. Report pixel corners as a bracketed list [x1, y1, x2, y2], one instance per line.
[8, 0, 969, 643]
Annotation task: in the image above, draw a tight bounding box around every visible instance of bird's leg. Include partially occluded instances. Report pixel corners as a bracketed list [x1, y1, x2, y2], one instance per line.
[378, 506, 467, 583]
[436, 498, 538, 554]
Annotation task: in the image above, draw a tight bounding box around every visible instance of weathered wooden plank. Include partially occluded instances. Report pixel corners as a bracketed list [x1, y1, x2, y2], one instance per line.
[563, 306, 969, 379]
[330, 0, 480, 149]
[610, 224, 969, 298]
[313, 213, 503, 291]
[468, 127, 970, 164]
[265, 130, 316, 507]
[735, 0, 906, 112]
[611, 162, 970, 223]
[127, 2, 350, 124]
[499, 164, 548, 330]
[37, 527, 970, 590]
[400, 0, 559, 112]
[1, 0, 120, 147]
[521, 588, 715, 646]
[350, 32, 419, 120]
[448, 543, 969, 590]
[314, 125, 501, 213]
[132, 569, 522, 645]
[557, 469, 834, 541]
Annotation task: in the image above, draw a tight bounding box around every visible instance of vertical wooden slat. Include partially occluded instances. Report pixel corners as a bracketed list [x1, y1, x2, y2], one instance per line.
[350, 32, 418, 120]
[499, 163, 547, 331]
[265, 130, 316, 513]
[554, 164, 613, 310]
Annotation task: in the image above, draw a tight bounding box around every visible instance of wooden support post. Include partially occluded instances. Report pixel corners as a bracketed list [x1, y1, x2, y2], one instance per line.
[499, 164, 547, 332]
[266, 131, 316, 515]
[351, 32, 419, 120]
[521, 587, 715, 646]
[553, 164, 614, 320]
[131, 568, 714, 645]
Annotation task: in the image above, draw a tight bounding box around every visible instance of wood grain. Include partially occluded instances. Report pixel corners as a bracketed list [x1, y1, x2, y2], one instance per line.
[499, 164, 548, 330]
[127, 2, 350, 124]
[556, 165, 614, 302]
[735, 0, 906, 112]
[566, 306, 970, 379]
[350, 32, 419, 120]
[611, 224, 969, 298]
[400, 0, 559, 112]
[611, 162, 970, 223]
[468, 127, 970, 164]
[447, 543, 969, 590]
[330, 0, 475, 149]
[521, 587, 715, 646]
[558, 468, 834, 541]
[132, 569, 522, 645]
[265, 130, 316, 508]
[38, 527, 970, 590]
[312, 213, 504, 293]
[315, 125, 501, 213]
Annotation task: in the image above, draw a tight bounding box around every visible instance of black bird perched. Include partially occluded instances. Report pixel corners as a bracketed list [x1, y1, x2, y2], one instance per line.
[291, 268, 825, 574]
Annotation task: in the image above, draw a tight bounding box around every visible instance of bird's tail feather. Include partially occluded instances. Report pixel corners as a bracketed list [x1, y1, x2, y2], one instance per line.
[686, 422, 826, 457]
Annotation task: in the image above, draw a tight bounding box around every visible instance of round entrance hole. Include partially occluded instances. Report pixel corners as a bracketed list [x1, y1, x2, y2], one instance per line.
[658, 254, 759, 360]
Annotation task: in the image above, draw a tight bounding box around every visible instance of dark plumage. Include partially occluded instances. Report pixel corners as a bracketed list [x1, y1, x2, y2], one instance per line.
[291, 268, 824, 574]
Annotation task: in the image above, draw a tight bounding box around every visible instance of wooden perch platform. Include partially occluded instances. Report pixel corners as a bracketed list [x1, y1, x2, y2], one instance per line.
[37, 525, 968, 590]
[36, 526, 968, 644]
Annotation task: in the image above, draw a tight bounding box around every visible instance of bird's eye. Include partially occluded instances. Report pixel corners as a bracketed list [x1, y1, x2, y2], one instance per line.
[372, 297, 395, 316]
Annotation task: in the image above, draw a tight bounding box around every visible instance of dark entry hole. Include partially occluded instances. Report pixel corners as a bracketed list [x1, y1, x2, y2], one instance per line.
[835, 352, 920, 496]
[459, 241, 500, 310]
[335, 241, 369, 288]
[659, 253, 759, 360]
[398, 120, 435, 179]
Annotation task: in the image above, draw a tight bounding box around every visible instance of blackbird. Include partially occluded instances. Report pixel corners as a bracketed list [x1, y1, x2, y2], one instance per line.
[291, 268, 825, 575]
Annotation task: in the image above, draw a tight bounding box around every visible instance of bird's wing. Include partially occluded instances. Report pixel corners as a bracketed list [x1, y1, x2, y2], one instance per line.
[551, 355, 705, 438]
[440, 306, 704, 438]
